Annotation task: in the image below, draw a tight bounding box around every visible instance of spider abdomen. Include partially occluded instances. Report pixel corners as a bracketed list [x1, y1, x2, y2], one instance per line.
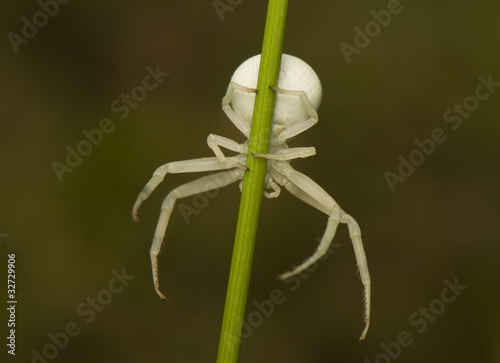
[229, 54, 322, 128]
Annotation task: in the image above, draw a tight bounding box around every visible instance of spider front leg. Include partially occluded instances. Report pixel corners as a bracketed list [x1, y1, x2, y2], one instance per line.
[271, 163, 371, 341]
[277, 205, 341, 281]
[340, 213, 371, 341]
[149, 169, 243, 300]
[132, 157, 238, 221]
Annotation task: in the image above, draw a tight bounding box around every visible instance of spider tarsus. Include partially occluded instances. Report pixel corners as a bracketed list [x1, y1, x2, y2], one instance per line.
[156, 289, 167, 301]
[269, 85, 281, 93]
[277, 273, 287, 281]
[359, 319, 370, 342]
[132, 199, 144, 222]
[234, 162, 249, 171]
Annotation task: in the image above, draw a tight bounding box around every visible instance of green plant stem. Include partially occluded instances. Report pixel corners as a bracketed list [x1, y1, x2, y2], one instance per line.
[216, 0, 289, 362]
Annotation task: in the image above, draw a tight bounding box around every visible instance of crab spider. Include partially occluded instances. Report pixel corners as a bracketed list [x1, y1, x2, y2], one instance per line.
[132, 54, 371, 341]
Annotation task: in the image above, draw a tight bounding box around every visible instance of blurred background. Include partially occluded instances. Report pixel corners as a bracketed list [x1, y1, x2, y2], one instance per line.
[1, 1, 499, 362]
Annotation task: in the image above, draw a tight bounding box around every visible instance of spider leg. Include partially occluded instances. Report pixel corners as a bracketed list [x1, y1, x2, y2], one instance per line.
[271, 163, 371, 341]
[340, 213, 371, 341]
[253, 146, 316, 161]
[222, 82, 257, 138]
[263, 176, 281, 198]
[269, 86, 318, 144]
[150, 169, 243, 300]
[207, 134, 248, 170]
[276, 168, 341, 280]
[270, 168, 330, 215]
[132, 156, 241, 222]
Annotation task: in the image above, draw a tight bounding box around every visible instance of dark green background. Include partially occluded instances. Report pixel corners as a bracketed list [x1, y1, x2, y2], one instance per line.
[1, 1, 499, 362]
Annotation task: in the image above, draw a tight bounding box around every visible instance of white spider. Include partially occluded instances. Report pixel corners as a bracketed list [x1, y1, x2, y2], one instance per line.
[132, 54, 371, 341]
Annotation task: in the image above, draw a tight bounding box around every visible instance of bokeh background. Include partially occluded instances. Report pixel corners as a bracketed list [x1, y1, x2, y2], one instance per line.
[1, 1, 499, 362]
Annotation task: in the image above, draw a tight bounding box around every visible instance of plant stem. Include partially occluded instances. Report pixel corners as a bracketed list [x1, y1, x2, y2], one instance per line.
[216, 0, 289, 361]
